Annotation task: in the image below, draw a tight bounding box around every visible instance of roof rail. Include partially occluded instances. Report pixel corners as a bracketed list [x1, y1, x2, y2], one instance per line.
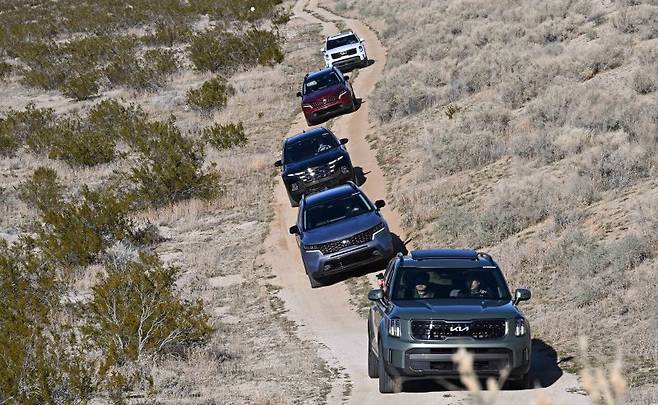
[410, 249, 478, 260]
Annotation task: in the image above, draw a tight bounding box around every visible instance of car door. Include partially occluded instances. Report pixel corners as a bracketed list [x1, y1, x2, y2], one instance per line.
[295, 200, 304, 248]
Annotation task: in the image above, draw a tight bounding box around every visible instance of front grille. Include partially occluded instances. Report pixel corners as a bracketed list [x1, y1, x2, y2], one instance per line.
[334, 56, 362, 67]
[311, 95, 338, 107]
[314, 223, 384, 254]
[324, 247, 377, 270]
[297, 164, 336, 183]
[410, 320, 506, 341]
[331, 48, 357, 59]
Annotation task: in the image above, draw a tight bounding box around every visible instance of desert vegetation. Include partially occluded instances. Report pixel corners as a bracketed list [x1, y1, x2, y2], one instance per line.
[329, 0, 657, 401]
[0, 0, 333, 403]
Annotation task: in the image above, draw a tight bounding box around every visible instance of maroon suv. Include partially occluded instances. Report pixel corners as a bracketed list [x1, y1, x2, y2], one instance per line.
[297, 66, 356, 126]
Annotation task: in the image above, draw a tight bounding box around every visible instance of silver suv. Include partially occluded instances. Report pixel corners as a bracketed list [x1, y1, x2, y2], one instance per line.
[367, 249, 532, 393]
[322, 31, 367, 71]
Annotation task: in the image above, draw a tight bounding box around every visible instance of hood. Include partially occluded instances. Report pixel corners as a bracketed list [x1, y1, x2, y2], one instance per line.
[302, 83, 346, 103]
[284, 147, 347, 174]
[390, 300, 520, 321]
[326, 43, 361, 55]
[302, 211, 383, 245]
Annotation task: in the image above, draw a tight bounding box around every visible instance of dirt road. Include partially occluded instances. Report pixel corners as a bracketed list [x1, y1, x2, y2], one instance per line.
[262, 1, 592, 403]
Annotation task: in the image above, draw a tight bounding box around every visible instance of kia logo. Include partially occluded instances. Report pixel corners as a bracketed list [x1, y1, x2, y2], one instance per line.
[449, 325, 469, 332]
[341, 239, 350, 245]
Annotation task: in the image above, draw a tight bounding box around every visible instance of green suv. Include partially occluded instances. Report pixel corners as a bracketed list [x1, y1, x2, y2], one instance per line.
[367, 249, 532, 393]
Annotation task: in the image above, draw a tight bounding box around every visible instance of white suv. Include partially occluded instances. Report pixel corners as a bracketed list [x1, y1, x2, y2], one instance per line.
[322, 31, 367, 71]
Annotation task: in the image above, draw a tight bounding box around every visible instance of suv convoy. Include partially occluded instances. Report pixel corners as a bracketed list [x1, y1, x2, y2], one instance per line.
[289, 182, 395, 288]
[275, 127, 355, 207]
[322, 30, 368, 71]
[367, 249, 532, 393]
[297, 66, 356, 126]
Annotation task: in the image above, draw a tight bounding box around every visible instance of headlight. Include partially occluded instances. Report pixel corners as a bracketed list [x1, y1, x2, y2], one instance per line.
[514, 318, 527, 337]
[327, 155, 344, 165]
[338, 91, 348, 99]
[371, 222, 385, 238]
[304, 243, 321, 251]
[290, 183, 300, 192]
[324, 53, 330, 60]
[388, 318, 401, 337]
[340, 165, 350, 174]
[302, 104, 313, 109]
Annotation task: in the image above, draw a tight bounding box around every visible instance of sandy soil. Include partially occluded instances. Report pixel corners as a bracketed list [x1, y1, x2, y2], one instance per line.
[262, 1, 593, 403]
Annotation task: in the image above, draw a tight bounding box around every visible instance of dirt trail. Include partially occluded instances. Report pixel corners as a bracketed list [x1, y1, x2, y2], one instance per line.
[262, 1, 591, 403]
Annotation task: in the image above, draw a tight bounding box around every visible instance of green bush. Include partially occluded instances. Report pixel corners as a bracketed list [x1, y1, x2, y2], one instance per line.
[143, 20, 192, 46]
[84, 253, 212, 371]
[189, 28, 283, 73]
[17, 167, 64, 211]
[61, 70, 100, 101]
[0, 125, 19, 157]
[105, 47, 178, 91]
[87, 99, 149, 146]
[0, 61, 12, 80]
[127, 118, 221, 207]
[202, 122, 247, 149]
[186, 77, 235, 112]
[35, 186, 134, 267]
[48, 120, 117, 167]
[1, 104, 59, 153]
[0, 240, 96, 404]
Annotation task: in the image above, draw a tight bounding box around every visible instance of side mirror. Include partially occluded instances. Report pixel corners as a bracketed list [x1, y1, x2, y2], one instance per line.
[289, 225, 299, 235]
[368, 288, 384, 301]
[340, 138, 349, 145]
[343, 75, 350, 81]
[374, 200, 386, 210]
[513, 288, 531, 305]
[296, 91, 302, 97]
[274, 160, 282, 167]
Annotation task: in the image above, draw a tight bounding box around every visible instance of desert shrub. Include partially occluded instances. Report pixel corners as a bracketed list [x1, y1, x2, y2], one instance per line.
[17, 167, 64, 211]
[631, 68, 656, 94]
[0, 126, 19, 157]
[201, 122, 247, 149]
[15, 41, 66, 90]
[143, 20, 191, 46]
[104, 43, 176, 91]
[144, 48, 179, 77]
[0, 61, 12, 80]
[87, 99, 149, 146]
[186, 77, 235, 112]
[61, 71, 100, 101]
[127, 118, 221, 207]
[83, 253, 212, 372]
[35, 186, 134, 267]
[0, 240, 96, 404]
[189, 29, 283, 73]
[48, 119, 118, 167]
[1, 104, 60, 153]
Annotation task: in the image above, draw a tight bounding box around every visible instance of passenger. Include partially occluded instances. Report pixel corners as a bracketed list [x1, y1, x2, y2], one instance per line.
[466, 276, 490, 297]
[412, 273, 435, 299]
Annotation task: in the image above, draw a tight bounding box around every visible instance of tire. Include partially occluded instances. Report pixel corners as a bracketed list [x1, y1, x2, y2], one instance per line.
[308, 274, 323, 288]
[508, 372, 530, 390]
[378, 342, 397, 393]
[349, 98, 357, 112]
[367, 325, 378, 378]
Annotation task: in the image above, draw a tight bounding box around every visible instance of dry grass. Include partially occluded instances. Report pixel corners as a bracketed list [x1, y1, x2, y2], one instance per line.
[328, 0, 658, 400]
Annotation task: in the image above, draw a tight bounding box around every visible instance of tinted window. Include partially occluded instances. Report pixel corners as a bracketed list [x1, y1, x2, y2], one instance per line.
[304, 193, 371, 230]
[284, 131, 339, 163]
[304, 72, 341, 94]
[327, 34, 359, 50]
[391, 267, 511, 301]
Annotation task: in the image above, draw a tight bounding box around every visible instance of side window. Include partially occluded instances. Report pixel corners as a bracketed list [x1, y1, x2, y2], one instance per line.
[382, 258, 397, 297]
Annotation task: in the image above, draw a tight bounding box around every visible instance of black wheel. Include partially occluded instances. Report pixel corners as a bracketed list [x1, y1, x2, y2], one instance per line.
[367, 325, 378, 378]
[308, 274, 323, 288]
[378, 342, 397, 393]
[507, 372, 530, 390]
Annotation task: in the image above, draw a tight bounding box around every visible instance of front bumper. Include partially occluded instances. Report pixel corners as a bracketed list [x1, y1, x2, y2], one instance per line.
[303, 96, 353, 123]
[327, 53, 367, 71]
[286, 168, 354, 203]
[301, 228, 395, 278]
[380, 334, 531, 379]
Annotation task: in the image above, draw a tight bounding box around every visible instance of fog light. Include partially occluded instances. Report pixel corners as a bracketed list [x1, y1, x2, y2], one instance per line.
[372, 250, 381, 256]
[515, 318, 526, 337]
[340, 165, 350, 174]
[324, 264, 332, 271]
[291, 183, 299, 192]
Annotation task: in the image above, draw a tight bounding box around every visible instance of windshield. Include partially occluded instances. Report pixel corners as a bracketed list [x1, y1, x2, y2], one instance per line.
[304, 72, 340, 94]
[391, 267, 512, 301]
[284, 132, 339, 163]
[304, 193, 371, 230]
[327, 34, 359, 50]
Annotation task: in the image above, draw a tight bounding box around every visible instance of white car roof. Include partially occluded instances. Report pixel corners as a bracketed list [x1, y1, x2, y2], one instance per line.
[327, 31, 358, 40]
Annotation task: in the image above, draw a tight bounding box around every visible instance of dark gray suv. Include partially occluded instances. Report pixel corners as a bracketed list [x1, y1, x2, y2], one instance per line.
[289, 182, 395, 288]
[367, 249, 532, 393]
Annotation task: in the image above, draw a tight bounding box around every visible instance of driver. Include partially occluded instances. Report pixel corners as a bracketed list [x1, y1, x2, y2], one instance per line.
[412, 272, 435, 299]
